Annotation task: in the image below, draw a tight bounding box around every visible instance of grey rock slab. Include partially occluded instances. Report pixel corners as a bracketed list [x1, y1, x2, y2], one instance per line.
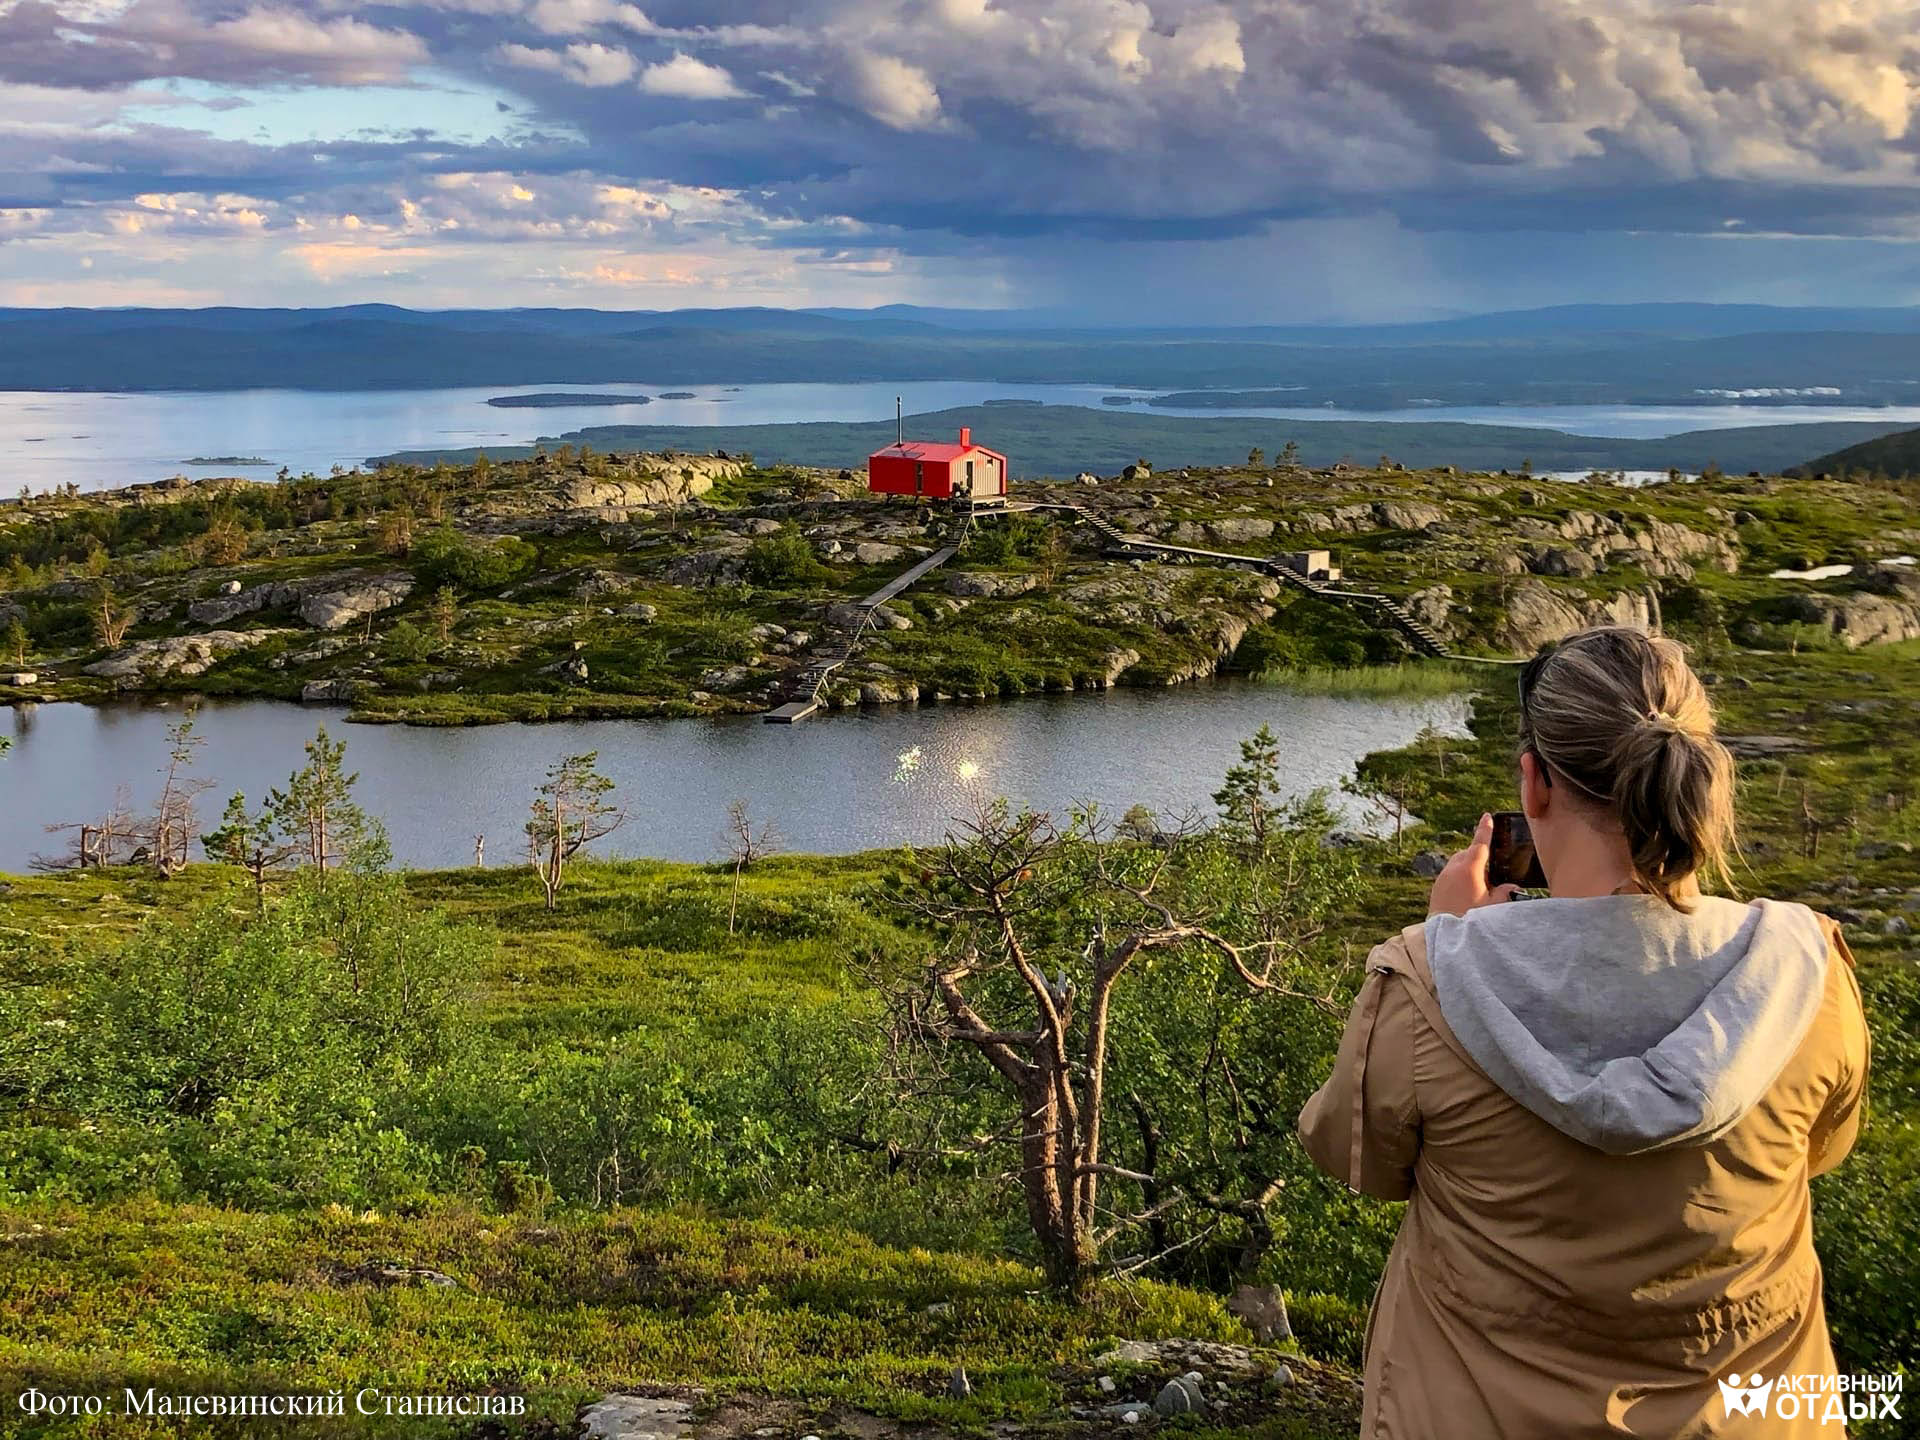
[578, 1395, 693, 1440]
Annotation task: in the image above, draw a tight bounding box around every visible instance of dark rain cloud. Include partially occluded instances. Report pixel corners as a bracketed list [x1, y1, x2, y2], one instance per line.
[3, 0, 1918, 305]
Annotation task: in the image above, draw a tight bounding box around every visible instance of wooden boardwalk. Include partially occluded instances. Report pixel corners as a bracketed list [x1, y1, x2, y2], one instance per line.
[762, 544, 960, 723]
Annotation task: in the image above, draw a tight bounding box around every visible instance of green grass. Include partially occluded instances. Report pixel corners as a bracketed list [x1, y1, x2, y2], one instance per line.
[2, 1201, 1321, 1439]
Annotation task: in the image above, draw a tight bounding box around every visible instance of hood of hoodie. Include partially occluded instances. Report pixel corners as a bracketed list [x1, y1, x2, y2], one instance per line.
[1425, 895, 1830, 1155]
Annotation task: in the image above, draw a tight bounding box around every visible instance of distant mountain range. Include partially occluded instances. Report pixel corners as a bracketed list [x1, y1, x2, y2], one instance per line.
[7, 302, 1920, 407]
[1795, 426, 1920, 478]
[374, 404, 1911, 479]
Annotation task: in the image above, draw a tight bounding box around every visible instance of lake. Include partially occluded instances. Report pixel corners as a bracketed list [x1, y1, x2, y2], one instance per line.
[0, 683, 1470, 873]
[11, 384, 1920, 493]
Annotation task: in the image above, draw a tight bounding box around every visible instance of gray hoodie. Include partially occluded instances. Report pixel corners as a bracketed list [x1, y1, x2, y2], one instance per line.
[1425, 895, 1830, 1155]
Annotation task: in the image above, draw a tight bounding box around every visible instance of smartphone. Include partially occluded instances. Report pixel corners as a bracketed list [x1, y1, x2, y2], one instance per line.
[1487, 812, 1548, 890]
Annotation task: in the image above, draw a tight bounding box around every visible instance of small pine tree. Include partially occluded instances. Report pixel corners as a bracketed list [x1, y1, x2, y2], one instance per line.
[269, 726, 373, 883]
[1213, 725, 1283, 846]
[430, 586, 459, 647]
[203, 791, 298, 905]
[4, 616, 26, 667]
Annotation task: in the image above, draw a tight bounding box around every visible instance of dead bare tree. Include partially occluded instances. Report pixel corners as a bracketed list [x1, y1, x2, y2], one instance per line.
[146, 711, 212, 876]
[880, 801, 1345, 1298]
[91, 584, 133, 649]
[526, 752, 625, 911]
[36, 786, 137, 871]
[720, 798, 782, 934]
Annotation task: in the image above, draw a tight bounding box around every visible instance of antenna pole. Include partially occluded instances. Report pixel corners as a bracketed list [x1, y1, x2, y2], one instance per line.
[896, 395, 902, 446]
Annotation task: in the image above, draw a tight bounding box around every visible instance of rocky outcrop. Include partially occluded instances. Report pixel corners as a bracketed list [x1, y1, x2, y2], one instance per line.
[554, 453, 741, 510]
[1171, 517, 1275, 546]
[297, 574, 414, 631]
[1514, 511, 1737, 579]
[300, 677, 366, 703]
[1406, 584, 1456, 638]
[662, 541, 749, 587]
[1496, 580, 1659, 654]
[1299, 500, 1447, 534]
[84, 629, 291, 684]
[1776, 591, 1920, 648]
[187, 570, 413, 630]
[945, 571, 1039, 599]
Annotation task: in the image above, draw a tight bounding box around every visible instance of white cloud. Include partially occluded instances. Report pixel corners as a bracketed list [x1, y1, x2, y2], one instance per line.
[495, 40, 637, 87]
[844, 51, 942, 131]
[637, 52, 743, 100]
[525, 0, 657, 37]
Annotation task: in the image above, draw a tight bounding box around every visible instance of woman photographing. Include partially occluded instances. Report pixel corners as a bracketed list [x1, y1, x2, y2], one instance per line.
[1301, 626, 1870, 1437]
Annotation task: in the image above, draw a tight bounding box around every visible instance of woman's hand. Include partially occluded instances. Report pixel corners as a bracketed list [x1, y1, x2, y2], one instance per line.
[1428, 813, 1523, 918]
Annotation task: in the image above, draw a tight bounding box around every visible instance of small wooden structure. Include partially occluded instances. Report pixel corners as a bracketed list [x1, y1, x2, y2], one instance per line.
[1278, 549, 1341, 582]
[869, 426, 1007, 501]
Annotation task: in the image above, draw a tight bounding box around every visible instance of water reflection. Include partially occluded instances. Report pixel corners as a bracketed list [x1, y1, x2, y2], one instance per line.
[0, 683, 1469, 871]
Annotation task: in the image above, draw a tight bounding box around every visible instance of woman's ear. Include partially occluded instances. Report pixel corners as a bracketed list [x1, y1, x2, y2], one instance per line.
[1520, 750, 1552, 821]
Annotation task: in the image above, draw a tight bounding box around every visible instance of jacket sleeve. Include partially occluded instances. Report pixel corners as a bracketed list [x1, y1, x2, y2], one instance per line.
[1298, 949, 1422, 1200]
[1809, 926, 1871, 1179]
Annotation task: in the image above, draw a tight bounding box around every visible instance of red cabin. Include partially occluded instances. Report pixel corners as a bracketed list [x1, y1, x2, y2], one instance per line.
[868, 427, 1007, 499]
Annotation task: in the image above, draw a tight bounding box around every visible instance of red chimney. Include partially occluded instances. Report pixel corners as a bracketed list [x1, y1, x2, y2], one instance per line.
[958, 427, 971, 447]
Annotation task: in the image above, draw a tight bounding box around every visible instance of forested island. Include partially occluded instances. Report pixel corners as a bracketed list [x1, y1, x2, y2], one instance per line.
[484, 392, 652, 408]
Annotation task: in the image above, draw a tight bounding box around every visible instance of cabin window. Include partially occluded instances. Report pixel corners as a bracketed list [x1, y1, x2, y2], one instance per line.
[965, 459, 975, 489]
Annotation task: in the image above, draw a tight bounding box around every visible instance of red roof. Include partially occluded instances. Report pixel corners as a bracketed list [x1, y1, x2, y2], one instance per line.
[869, 440, 968, 462]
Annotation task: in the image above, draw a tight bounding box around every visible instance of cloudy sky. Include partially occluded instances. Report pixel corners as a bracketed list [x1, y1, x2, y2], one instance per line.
[4, 0, 1920, 320]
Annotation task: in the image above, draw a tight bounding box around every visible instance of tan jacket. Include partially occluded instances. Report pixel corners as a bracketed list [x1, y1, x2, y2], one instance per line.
[1299, 916, 1869, 1438]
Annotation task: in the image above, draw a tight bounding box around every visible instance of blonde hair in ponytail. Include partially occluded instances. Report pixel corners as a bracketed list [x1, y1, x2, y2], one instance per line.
[1517, 626, 1737, 910]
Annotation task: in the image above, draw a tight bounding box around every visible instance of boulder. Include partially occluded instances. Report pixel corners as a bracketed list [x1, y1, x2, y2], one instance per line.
[1100, 648, 1142, 685]
[1091, 1339, 1268, 1382]
[578, 1395, 692, 1440]
[574, 570, 633, 599]
[1528, 546, 1598, 579]
[297, 573, 414, 631]
[618, 603, 659, 623]
[1208, 517, 1276, 544]
[698, 665, 753, 691]
[84, 629, 290, 684]
[662, 543, 748, 587]
[858, 678, 920, 704]
[1153, 1380, 1200, 1417]
[1406, 585, 1455, 637]
[853, 541, 907, 566]
[0, 671, 38, 686]
[1497, 580, 1657, 654]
